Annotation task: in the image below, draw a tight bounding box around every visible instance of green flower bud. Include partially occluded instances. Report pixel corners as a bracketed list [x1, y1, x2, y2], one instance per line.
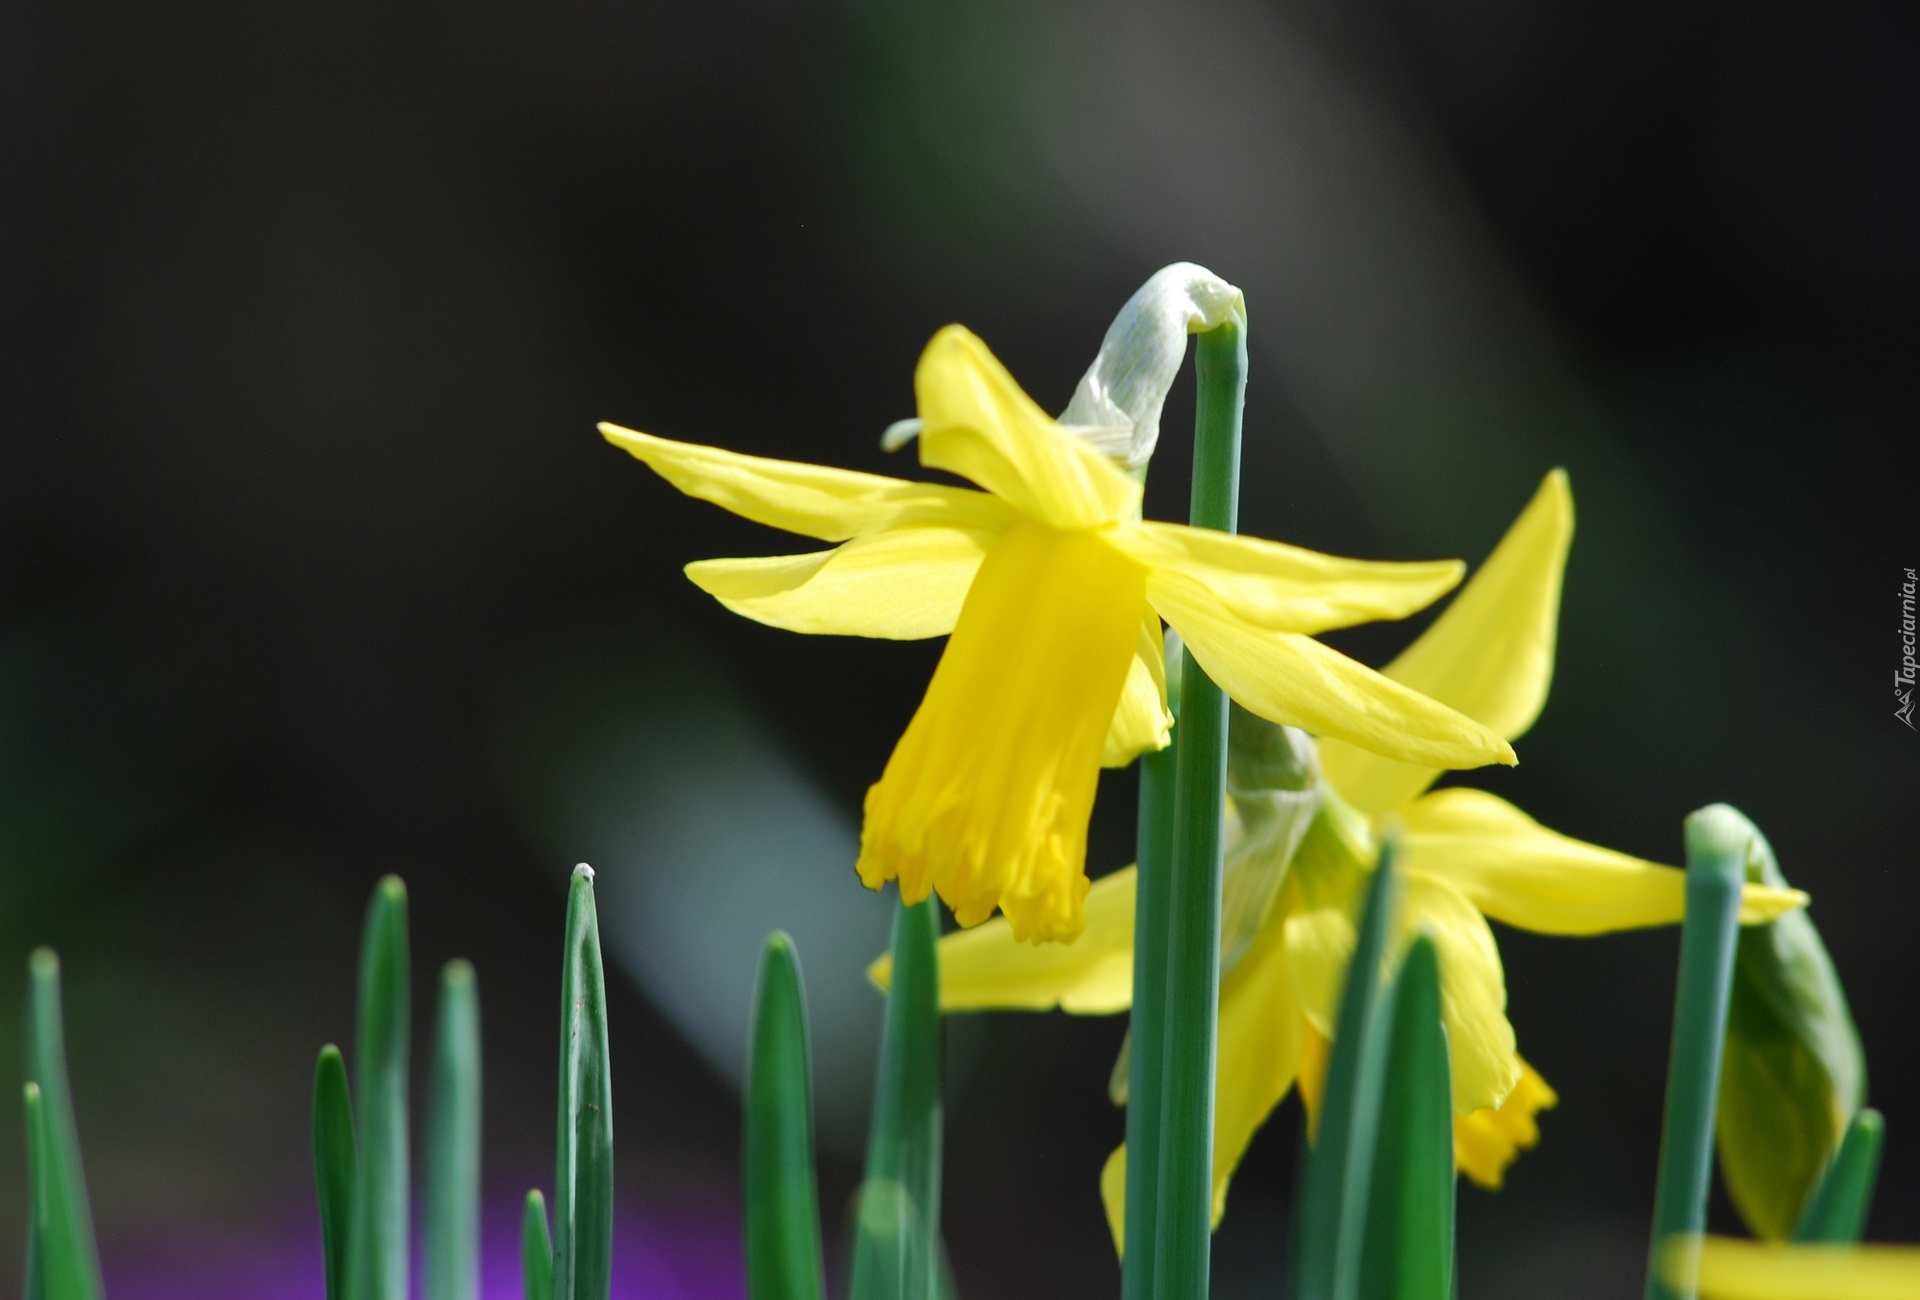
[1714, 807, 1866, 1241]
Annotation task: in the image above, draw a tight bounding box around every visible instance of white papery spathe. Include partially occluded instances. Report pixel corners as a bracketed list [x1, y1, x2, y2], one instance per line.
[882, 262, 1246, 470]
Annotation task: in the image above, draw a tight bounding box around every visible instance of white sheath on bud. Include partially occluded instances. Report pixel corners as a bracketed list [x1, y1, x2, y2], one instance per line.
[1059, 262, 1245, 468]
[878, 263, 1244, 469]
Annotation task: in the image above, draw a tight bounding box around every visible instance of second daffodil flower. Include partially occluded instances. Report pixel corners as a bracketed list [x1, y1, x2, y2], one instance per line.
[602, 265, 1513, 943]
[888, 468, 1811, 1243]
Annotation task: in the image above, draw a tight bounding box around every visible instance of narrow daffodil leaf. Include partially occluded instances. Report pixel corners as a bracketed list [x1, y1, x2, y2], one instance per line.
[1359, 934, 1454, 1300]
[1645, 806, 1749, 1300]
[1792, 1108, 1884, 1243]
[850, 898, 943, 1300]
[523, 1190, 555, 1300]
[1715, 812, 1865, 1241]
[746, 933, 827, 1300]
[554, 865, 614, 1300]
[22, 950, 104, 1300]
[313, 1044, 358, 1300]
[1294, 839, 1402, 1300]
[346, 877, 411, 1300]
[427, 961, 482, 1300]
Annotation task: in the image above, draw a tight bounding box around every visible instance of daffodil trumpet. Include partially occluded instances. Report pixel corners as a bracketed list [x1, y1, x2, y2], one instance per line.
[602, 279, 1511, 947]
[871, 470, 1811, 1247]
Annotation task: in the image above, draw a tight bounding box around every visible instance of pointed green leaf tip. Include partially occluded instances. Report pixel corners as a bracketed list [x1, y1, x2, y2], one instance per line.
[523, 1189, 555, 1300]
[1295, 838, 1402, 1300]
[746, 933, 827, 1300]
[23, 947, 105, 1300]
[313, 1045, 358, 1300]
[1710, 808, 1867, 1241]
[1792, 1108, 1884, 1243]
[554, 865, 614, 1300]
[427, 961, 482, 1300]
[850, 898, 944, 1300]
[347, 876, 411, 1300]
[1359, 934, 1455, 1300]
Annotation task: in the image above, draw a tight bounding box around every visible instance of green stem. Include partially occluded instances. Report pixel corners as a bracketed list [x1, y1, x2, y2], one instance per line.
[23, 950, 105, 1300]
[313, 1045, 358, 1300]
[522, 1190, 555, 1300]
[1121, 731, 1177, 1299]
[1152, 318, 1245, 1300]
[1646, 807, 1749, 1300]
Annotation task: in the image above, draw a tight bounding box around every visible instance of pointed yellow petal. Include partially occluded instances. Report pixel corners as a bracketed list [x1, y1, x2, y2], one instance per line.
[867, 867, 1138, 1012]
[1114, 521, 1464, 633]
[686, 522, 1005, 640]
[1681, 1239, 1920, 1300]
[859, 523, 1148, 943]
[1402, 869, 1521, 1113]
[1210, 910, 1305, 1225]
[1282, 858, 1521, 1113]
[1148, 570, 1515, 771]
[1103, 612, 1173, 767]
[1320, 470, 1574, 814]
[1100, 1145, 1128, 1256]
[600, 422, 1006, 541]
[1399, 788, 1807, 935]
[1453, 1056, 1558, 1189]
[913, 326, 1141, 531]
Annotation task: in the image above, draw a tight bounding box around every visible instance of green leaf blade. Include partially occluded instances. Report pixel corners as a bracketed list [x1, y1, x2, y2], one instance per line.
[745, 933, 827, 1300]
[346, 876, 412, 1300]
[523, 1189, 555, 1300]
[1791, 1108, 1884, 1244]
[313, 1044, 359, 1300]
[1359, 934, 1454, 1300]
[1295, 839, 1402, 1300]
[554, 865, 614, 1300]
[22, 950, 104, 1300]
[850, 898, 943, 1300]
[427, 960, 483, 1300]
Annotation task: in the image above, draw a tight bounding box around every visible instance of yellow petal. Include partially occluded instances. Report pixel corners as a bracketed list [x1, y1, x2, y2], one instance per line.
[1100, 1146, 1128, 1256]
[1320, 470, 1573, 815]
[686, 523, 1003, 640]
[1097, 916, 1304, 1256]
[1403, 869, 1521, 1113]
[1114, 521, 1464, 633]
[867, 867, 1138, 1012]
[859, 523, 1147, 943]
[600, 422, 1008, 541]
[1210, 909, 1305, 1224]
[1399, 788, 1808, 935]
[1454, 1057, 1558, 1189]
[1676, 1238, 1920, 1300]
[1282, 860, 1521, 1113]
[913, 326, 1141, 531]
[1103, 612, 1173, 767]
[1147, 570, 1515, 771]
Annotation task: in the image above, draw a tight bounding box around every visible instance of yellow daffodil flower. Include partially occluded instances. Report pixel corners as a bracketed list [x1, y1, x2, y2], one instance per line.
[875, 469, 1809, 1244]
[603, 319, 1514, 944]
[1666, 1237, 1920, 1300]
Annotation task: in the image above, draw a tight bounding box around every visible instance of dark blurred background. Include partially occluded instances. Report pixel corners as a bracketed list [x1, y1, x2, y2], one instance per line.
[0, 0, 1914, 1295]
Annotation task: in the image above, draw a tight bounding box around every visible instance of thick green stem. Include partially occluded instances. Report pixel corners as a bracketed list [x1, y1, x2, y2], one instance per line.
[1121, 735, 1177, 1300]
[426, 961, 482, 1300]
[1152, 319, 1245, 1300]
[1646, 807, 1749, 1300]
[1792, 1109, 1884, 1243]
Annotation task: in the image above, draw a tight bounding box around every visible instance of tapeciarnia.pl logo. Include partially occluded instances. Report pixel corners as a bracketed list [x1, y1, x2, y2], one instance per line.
[1899, 567, 1917, 730]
